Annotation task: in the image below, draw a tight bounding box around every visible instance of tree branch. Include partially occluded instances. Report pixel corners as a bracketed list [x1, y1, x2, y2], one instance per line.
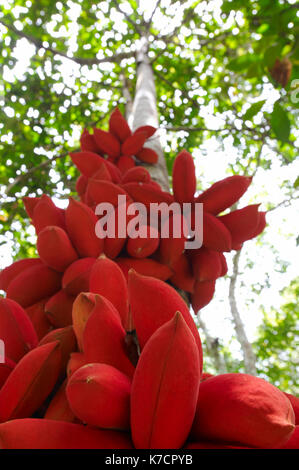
[197, 315, 227, 374]
[112, 1, 143, 36]
[0, 20, 135, 66]
[229, 250, 257, 375]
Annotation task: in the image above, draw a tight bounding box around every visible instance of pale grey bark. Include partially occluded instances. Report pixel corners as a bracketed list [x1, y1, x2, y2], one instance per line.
[197, 315, 227, 374]
[131, 37, 169, 191]
[229, 250, 257, 375]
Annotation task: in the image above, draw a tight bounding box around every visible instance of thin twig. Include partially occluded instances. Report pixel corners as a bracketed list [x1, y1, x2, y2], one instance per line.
[0, 20, 135, 66]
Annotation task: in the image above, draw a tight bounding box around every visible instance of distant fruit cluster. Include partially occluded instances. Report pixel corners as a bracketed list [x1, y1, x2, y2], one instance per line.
[0, 108, 297, 449]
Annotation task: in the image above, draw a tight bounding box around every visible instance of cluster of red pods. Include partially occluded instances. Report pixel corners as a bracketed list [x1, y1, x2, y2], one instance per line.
[0, 108, 297, 449]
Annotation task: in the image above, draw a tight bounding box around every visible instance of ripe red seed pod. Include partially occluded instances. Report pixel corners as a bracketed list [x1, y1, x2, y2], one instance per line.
[136, 147, 158, 164]
[32, 194, 66, 234]
[128, 270, 203, 365]
[0, 258, 42, 292]
[80, 128, 99, 153]
[169, 253, 195, 293]
[117, 155, 135, 174]
[191, 247, 222, 281]
[172, 150, 196, 203]
[45, 290, 75, 328]
[93, 128, 121, 158]
[89, 256, 129, 328]
[126, 225, 159, 259]
[38, 326, 77, 376]
[0, 342, 62, 422]
[83, 296, 135, 378]
[158, 213, 187, 267]
[65, 198, 104, 258]
[219, 204, 265, 248]
[72, 292, 98, 351]
[116, 257, 173, 282]
[0, 418, 133, 449]
[86, 179, 130, 207]
[44, 379, 76, 423]
[202, 212, 232, 252]
[109, 108, 131, 143]
[195, 175, 252, 215]
[284, 393, 299, 425]
[37, 226, 78, 272]
[121, 131, 147, 156]
[70, 151, 105, 178]
[66, 363, 131, 430]
[25, 298, 53, 341]
[191, 373, 295, 448]
[191, 279, 216, 312]
[121, 166, 151, 184]
[122, 182, 174, 209]
[75, 174, 88, 200]
[131, 312, 200, 449]
[67, 352, 88, 378]
[23, 196, 41, 219]
[6, 264, 62, 308]
[62, 257, 97, 296]
[0, 357, 16, 389]
[279, 426, 299, 449]
[0, 298, 38, 363]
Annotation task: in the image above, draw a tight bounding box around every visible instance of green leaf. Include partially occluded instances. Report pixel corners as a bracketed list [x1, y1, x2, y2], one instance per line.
[294, 176, 299, 189]
[270, 102, 290, 142]
[243, 100, 265, 120]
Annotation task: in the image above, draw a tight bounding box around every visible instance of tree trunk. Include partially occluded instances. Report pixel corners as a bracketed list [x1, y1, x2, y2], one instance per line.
[131, 37, 169, 191]
[197, 316, 227, 374]
[229, 250, 257, 375]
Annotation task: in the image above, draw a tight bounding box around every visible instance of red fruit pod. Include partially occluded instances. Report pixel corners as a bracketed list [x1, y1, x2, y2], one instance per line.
[83, 296, 135, 378]
[135, 125, 156, 138]
[122, 182, 174, 209]
[102, 201, 130, 259]
[122, 131, 147, 156]
[80, 128, 99, 153]
[0, 298, 38, 363]
[127, 225, 159, 259]
[45, 290, 75, 328]
[0, 341, 62, 422]
[219, 252, 228, 277]
[39, 326, 77, 376]
[117, 155, 135, 174]
[122, 166, 151, 184]
[65, 198, 104, 258]
[109, 108, 132, 143]
[86, 179, 130, 208]
[32, 194, 66, 234]
[23, 196, 41, 219]
[6, 264, 62, 308]
[91, 161, 113, 183]
[66, 363, 131, 430]
[201, 372, 214, 381]
[25, 299, 53, 341]
[44, 379, 76, 423]
[116, 258, 173, 282]
[89, 257, 129, 328]
[191, 247, 222, 281]
[128, 270, 202, 363]
[172, 150, 196, 203]
[75, 174, 88, 200]
[72, 292, 98, 351]
[67, 352, 88, 378]
[159, 213, 188, 267]
[279, 425, 299, 449]
[0, 258, 42, 292]
[70, 151, 104, 178]
[284, 393, 299, 425]
[219, 204, 264, 248]
[131, 312, 200, 449]
[136, 147, 158, 164]
[62, 258, 97, 296]
[191, 373, 295, 448]
[191, 279, 216, 312]
[93, 128, 121, 158]
[37, 226, 78, 272]
[169, 253, 195, 293]
[0, 357, 16, 389]
[185, 441, 252, 449]
[0, 418, 133, 449]
[202, 211, 232, 252]
[195, 175, 253, 215]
